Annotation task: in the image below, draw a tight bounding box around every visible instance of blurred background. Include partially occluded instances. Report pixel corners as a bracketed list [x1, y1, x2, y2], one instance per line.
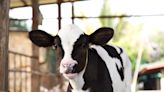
[5, 0, 164, 92]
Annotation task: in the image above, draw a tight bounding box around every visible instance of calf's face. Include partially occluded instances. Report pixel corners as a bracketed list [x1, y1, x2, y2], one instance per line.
[29, 24, 114, 79]
[54, 26, 89, 79]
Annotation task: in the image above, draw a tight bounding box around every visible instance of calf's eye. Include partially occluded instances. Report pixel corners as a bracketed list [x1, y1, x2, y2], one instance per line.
[52, 45, 58, 49]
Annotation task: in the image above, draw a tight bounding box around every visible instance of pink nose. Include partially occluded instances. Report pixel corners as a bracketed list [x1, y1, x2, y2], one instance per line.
[62, 63, 76, 68]
[61, 62, 77, 74]
[60, 60, 77, 74]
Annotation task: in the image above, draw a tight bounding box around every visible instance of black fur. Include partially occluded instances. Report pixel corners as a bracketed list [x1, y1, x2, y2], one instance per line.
[67, 48, 113, 92]
[102, 45, 124, 81]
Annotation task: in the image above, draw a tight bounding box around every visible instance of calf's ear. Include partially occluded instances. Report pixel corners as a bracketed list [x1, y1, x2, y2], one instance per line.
[29, 30, 54, 47]
[89, 27, 114, 45]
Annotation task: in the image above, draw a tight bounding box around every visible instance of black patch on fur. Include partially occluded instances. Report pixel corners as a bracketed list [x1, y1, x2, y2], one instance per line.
[67, 84, 72, 92]
[71, 34, 89, 73]
[116, 64, 124, 80]
[102, 45, 124, 81]
[119, 47, 123, 54]
[82, 48, 113, 92]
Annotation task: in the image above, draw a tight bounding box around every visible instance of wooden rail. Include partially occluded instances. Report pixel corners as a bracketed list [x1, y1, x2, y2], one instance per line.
[8, 51, 36, 92]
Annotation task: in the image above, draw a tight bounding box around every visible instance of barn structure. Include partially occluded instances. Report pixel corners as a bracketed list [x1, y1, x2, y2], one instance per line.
[0, 0, 84, 92]
[138, 62, 164, 92]
[1, 0, 164, 92]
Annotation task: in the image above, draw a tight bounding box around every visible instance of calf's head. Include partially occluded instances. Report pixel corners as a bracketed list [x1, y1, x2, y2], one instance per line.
[29, 24, 114, 79]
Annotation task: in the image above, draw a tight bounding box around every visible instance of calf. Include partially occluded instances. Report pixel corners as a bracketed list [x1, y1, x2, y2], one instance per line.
[29, 24, 131, 92]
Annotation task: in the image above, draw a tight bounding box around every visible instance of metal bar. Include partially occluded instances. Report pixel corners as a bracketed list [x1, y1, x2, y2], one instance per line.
[10, 14, 164, 22]
[58, 0, 62, 30]
[73, 14, 164, 19]
[71, 2, 75, 24]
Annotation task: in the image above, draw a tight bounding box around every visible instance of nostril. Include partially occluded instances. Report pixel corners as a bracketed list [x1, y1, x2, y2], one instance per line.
[70, 63, 75, 67]
[65, 67, 73, 74]
[61, 63, 77, 74]
[72, 64, 77, 73]
[62, 63, 75, 68]
[62, 64, 68, 68]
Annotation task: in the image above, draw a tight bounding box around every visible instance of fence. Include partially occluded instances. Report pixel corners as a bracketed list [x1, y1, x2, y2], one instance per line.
[9, 51, 37, 92]
[8, 51, 66, 92]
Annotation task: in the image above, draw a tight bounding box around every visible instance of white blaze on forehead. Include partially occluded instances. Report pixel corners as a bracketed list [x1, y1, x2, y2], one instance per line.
[58, 24, 84, 42]
[58, 24, 84, 64]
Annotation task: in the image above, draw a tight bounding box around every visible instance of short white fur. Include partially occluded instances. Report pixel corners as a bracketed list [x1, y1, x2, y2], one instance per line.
[90, 45, 131, 92]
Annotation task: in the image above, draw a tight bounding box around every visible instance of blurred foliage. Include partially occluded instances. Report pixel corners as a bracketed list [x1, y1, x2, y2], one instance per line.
[148, 30, 164, 62]
[99, 0, 164, 71]
[99, 0, 112, 27]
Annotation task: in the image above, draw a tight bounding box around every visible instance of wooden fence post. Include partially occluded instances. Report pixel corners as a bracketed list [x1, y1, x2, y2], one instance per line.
[0, 0, 10, 92]
[31, 0, 40, 92]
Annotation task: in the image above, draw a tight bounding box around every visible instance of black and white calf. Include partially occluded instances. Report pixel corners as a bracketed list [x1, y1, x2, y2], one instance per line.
[29, 24, 131, 92]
